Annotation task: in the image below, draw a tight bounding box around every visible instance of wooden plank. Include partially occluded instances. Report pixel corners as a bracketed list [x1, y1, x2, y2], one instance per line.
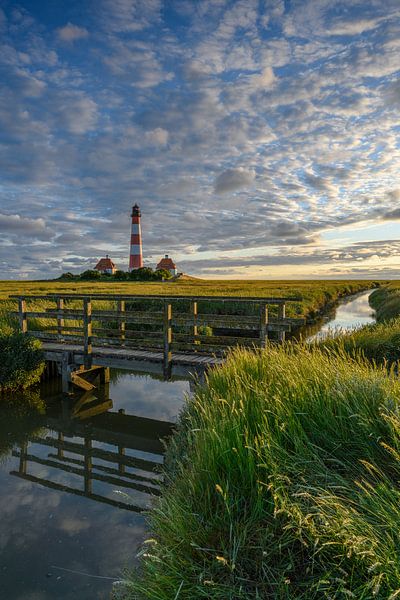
[70, 372, 96, 392]
[10, 293, 303, 303]
[23, 311, 83, 321]
[173, 314, 259, 326]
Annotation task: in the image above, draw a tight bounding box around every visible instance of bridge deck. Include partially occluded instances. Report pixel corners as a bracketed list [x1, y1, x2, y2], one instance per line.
[42, 341, 223, 377]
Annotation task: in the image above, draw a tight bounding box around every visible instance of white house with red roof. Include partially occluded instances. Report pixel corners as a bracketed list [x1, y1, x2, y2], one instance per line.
[94, 255, 117, 275]
[156, 254, 177, 276]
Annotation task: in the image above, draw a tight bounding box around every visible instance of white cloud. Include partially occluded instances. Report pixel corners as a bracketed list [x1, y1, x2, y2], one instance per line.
[56, 22, 89, 42]
[214, 168, 256, 193]
[145, 128, 169, 146]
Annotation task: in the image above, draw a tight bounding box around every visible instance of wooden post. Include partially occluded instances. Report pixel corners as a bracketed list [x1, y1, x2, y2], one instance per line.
[278, 303, 286, 342]
[83, 298, 92, 369]
[117, 300, 125, 343]
[163, 302, 172, 379]
[191, 301, 198, 343]
[259, 303, 268, 348]
[99, 367, 110, 384]
[57, 297, 64, 340]
[18, 298, 27, 333]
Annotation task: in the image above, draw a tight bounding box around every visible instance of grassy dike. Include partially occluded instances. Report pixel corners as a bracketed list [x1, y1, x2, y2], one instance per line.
[119, 343, 400, 599]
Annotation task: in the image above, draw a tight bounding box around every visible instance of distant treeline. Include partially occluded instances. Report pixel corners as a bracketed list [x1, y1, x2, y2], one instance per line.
[58, 267, 174, 282]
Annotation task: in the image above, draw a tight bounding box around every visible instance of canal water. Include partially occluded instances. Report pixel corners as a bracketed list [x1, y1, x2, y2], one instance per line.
[0, 374, 190, 600]
[298, 289, 376, 341]
[0, 290, 376, 599]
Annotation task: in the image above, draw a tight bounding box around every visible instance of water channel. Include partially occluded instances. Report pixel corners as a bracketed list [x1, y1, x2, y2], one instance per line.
[0, 290, 376, 599]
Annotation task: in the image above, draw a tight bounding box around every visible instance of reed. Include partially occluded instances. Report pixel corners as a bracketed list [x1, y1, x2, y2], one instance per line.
[119, 343, 400, 599]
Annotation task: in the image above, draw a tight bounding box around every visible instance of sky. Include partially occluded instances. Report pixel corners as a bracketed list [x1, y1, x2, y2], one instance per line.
[1, 0, 400, 280]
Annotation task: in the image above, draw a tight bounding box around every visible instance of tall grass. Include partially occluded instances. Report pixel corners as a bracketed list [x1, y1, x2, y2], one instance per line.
[369, 286, 400, 322]
[119, 343, 400, 599]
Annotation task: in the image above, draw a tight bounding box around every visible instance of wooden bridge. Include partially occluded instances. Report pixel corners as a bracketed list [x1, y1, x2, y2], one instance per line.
[12, 293, 303, 391]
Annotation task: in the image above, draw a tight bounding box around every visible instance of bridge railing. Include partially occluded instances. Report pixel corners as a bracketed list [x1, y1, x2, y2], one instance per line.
[11, 293, 303, 372]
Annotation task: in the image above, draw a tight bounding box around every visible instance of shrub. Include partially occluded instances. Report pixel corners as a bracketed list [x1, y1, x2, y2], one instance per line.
[0, 333, 45, 392]
[80, 269, 101, 280]
[114, 270, 129, 280]
[58, 272, 77, 280]
[155, 268, 173, 280]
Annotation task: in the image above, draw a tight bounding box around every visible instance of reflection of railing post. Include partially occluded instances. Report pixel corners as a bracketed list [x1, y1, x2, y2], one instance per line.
[278, 303, 286, 342]
[118, 445, 125, 474]
[118, 300, 126, 344]
[163, 302, 172, 379]
[84, 437, 92, 494]
[259, 303, 268, 348]
[191, 301, 198, 343]
[83, 298, 92, 368]
[19, 441, 28, 475]
[57, 432, 64, 459]
[57, 297, 64, 340]
[18, 298, 27, 334]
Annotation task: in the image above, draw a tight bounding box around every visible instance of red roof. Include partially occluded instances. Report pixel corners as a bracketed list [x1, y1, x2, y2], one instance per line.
[156, 256, 176, 270]
[95, 257, 116, 271]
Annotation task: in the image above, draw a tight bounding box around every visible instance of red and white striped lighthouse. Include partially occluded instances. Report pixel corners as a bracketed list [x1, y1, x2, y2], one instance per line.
[129, 204, 143, 270]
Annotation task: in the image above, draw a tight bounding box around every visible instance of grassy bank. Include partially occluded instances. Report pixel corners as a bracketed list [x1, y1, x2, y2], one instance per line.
[369, 284, 400, 321]
[120, 343, 400, 599]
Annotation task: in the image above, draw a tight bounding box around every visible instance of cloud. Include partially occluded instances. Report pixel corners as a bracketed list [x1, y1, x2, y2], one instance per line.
[55, 94, 98, 134]
[253, 66, 275, 89]
[0, 213, 51, 240]
[214, 168, 256, 193]
[56, 22, 89, 42]
[145, 128, 168, 146]
[0, 0, 400, 278]
[96, 0, 162, 33]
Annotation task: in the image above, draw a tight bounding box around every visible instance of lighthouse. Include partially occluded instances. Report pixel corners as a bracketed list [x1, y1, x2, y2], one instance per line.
[129, 204, 143, 270]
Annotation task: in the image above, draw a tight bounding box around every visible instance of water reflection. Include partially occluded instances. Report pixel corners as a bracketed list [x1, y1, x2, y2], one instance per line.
[295, 290, 376, 342]
[0, 373, 190, 600]
[11, 385, 172, 514]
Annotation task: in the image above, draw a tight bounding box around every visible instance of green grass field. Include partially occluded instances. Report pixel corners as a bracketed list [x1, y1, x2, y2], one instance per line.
[120, 343, 400, 599]
[0, 279, 377, 334]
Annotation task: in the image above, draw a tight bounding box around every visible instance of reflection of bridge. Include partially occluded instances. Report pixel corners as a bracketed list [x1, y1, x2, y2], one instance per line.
[11, 385, 173, 512]
[12, 293, 303, 391]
